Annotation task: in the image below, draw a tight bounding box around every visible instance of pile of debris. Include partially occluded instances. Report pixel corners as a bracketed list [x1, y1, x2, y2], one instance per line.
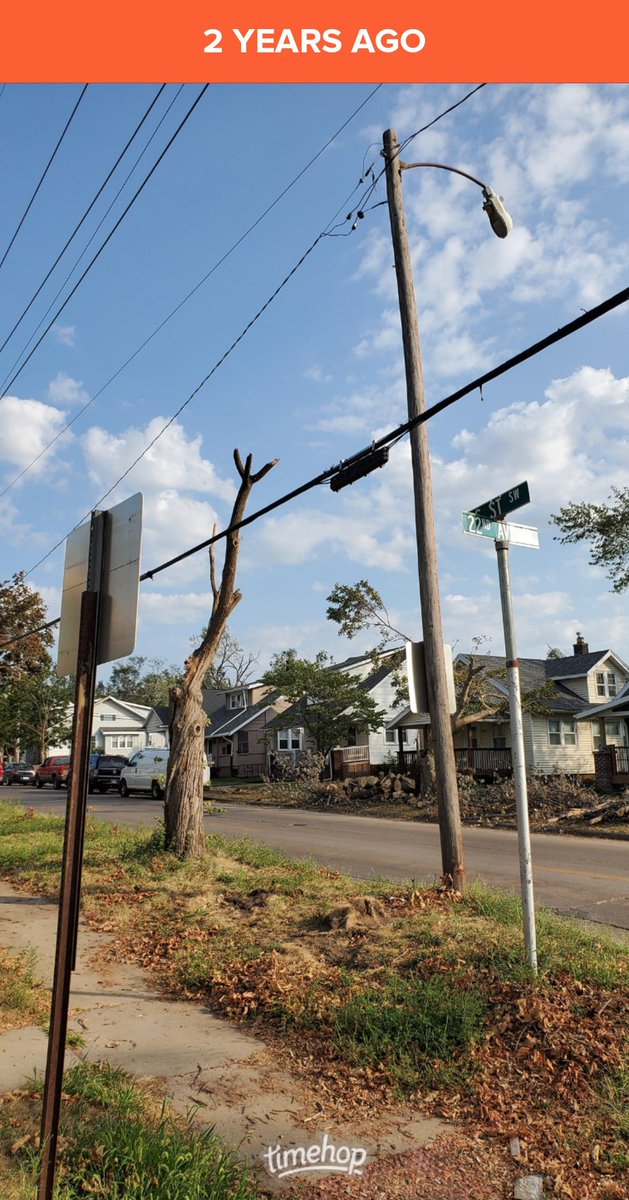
[318, 772, 629, 834]
[321, 772, 421, 807]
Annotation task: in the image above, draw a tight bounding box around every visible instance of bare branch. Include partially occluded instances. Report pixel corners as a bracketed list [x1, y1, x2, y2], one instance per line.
[251, 457, 279, 484]
[209, 525, 219, 610]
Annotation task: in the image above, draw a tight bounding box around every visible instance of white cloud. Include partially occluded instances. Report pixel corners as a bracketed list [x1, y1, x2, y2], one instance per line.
[52, 324, 76, 347]
[304, 364, 332, 384]
[140, 491, 223, 584]
[140, 590, 213, 627]
[0, 395, 71, 475]
[249, 506, 413, 572]
[82, 418, 236, 502]
[353, 85, 629, 379]
[48, 373, 88, 406]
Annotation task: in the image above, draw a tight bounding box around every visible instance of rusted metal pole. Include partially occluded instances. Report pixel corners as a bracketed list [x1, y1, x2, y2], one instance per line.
[38, 511, 106, 1200]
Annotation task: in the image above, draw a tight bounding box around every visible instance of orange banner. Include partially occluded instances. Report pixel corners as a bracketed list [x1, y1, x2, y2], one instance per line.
[1, 1, 628, 82]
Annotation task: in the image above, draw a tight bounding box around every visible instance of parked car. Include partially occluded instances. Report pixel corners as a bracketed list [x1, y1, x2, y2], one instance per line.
[34, 755, 71, 789]
[119, 747, 169, 800]
[119, 749, 209, 800]
[4, 762, 36, 786]
[66, 753, 130, 794]
[89, 753, 128, 793]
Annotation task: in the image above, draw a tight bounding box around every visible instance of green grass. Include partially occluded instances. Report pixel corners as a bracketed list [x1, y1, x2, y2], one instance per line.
[0, 945, 48, 1031]
[332, 973, 487, 1092]
[457, 882, 629, 986]
[0, 1063, 259, 1200]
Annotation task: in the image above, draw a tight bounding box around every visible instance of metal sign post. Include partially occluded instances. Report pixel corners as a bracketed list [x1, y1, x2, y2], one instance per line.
[38, 494, 142, 1200]
[495, 537, 538, 974]
[462, 482, 538, 974]
[37, 511, 107, 1200]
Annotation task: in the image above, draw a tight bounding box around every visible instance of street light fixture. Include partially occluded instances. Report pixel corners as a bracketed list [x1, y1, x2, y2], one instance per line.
[383, 132, 514, 893]
[401, 161, 514, 239]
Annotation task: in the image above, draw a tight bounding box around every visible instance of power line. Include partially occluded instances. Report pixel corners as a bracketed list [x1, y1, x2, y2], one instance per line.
[0, 617, 60, 651]
[17, 84, 491, 580]
[0, 86, 186, 400]
[0, 84, 210, 403]
[0, 85, 88, 274]
[0, 84, 382, 501]
[0, 86, 167, 361]
[138, 281, 629, 581]
[13, 278, 629, 641]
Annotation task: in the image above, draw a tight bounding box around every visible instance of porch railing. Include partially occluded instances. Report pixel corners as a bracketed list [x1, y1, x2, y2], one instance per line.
[454, 747, 513, 775]
[612, 745, 629, 774]
[341, 746, 370, 763]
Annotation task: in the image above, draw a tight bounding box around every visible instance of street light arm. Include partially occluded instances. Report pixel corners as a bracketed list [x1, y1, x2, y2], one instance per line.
[400, 160, 489, 191]
[399, 160, 513, 238]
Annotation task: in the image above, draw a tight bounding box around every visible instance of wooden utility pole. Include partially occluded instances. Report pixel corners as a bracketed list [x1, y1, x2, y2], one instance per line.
[383, 128, 465, 891]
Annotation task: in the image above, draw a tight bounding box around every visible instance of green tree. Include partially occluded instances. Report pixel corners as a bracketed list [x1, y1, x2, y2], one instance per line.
[262, 649, 387, 755]
[8, 663, 74, 761]
[98, 656, 184, 708]
[552, 486, 629, 593]
[0, 574, 55, 757]
[0, 572, 53, 684]
[326, 582, 555, 732]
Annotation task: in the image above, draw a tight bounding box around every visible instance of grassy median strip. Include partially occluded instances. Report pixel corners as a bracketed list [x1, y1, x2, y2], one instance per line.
[1, 800, 627, 1198]
[0, 1061, 259, 1200]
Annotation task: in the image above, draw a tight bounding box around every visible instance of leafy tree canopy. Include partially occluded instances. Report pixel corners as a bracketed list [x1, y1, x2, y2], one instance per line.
[0, 572, 53, 685]
[96, 656, 184, 709]
[326, 582, 555, 729]
[552, 486, 629, 593]
[262, 649, 387, 755]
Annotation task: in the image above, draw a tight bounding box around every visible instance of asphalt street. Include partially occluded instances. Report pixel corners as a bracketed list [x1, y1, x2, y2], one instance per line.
[3, 786, 629, 933]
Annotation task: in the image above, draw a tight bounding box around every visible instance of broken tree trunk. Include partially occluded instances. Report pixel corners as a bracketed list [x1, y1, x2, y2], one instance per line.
[164, 449, 277, 858]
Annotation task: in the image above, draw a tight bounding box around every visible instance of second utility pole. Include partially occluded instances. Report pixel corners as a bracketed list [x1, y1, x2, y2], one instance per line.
[383, 128, 465, 891]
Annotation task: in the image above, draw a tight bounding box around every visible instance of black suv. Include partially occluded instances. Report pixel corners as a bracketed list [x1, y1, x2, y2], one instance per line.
[69, 754, 129, 794]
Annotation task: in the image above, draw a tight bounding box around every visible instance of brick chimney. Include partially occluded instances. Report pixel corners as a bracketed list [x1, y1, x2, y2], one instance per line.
[573, 632, 589, 656]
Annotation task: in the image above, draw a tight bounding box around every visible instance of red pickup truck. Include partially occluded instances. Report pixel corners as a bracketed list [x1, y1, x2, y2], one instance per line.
[34, 755, 71, 789]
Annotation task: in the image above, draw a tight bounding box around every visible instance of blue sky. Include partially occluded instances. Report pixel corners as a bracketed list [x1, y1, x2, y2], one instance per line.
[1, 82, 629, 679]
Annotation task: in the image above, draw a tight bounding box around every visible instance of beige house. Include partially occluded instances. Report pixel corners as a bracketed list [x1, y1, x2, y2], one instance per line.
[203, 682, 289, 778]
[452, 634, 629, 777]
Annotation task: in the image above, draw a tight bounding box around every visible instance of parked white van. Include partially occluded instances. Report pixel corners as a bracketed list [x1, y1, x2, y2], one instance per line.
[119, 748, 211, 799]
[119, 748, 169, 799]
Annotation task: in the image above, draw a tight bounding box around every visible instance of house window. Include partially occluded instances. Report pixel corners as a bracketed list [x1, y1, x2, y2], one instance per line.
[229, 691, 246, 709]
[593, 721, 627, 749]
[111, 735, 137, 749]
[596, 671, 618, 698]
[548, 719, 577, 747]
[385, 730, 408, 744]
[493, 736, 507, 749]
[237, 730, 249, 755]
[277, 728, 302, 751]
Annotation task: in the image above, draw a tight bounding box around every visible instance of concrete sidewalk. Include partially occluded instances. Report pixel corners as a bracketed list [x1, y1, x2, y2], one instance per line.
[0, 879, 444, 1187]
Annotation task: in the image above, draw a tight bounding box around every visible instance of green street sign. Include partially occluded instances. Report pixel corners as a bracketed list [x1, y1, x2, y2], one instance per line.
[461, 511, 501, 539]
[470, 480, 530, 522]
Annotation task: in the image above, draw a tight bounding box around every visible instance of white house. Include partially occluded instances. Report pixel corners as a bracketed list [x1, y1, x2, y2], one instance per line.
[49, 696, 169, 756]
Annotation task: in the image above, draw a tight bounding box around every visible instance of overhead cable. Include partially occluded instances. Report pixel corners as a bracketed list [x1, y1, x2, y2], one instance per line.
[11, 277, 628, 639]
[0, 85, 186, 400]
[0, 84, 382, 500]
[0, 84, 210, 402]
[0, 86, 167, 360]
[0, 85, 88, 274]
